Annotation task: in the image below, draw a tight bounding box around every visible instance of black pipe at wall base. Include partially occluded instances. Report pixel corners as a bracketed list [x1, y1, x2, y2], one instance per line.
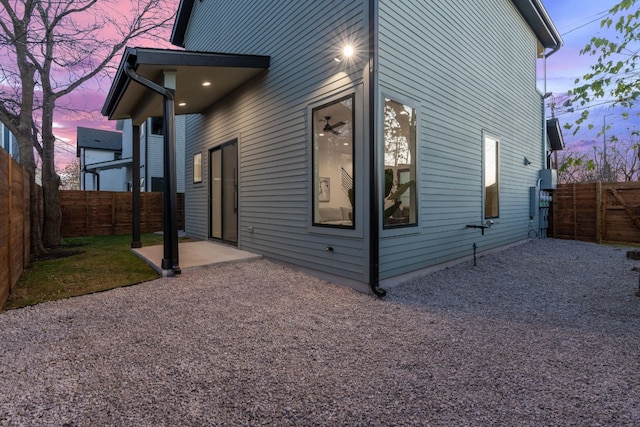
[367, 0, 385, 298]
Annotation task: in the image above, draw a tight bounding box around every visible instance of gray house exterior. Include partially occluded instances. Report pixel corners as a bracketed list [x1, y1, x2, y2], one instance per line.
[103, 0, 562, 293]
[78, 118, 185, 192]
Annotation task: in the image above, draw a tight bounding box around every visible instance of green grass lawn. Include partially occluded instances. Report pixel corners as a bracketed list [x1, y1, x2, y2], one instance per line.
[3, 234, 173, 311]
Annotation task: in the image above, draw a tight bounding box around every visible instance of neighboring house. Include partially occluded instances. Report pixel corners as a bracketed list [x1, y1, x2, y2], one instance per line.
[1, 123, 19, 161]
[77, 126, 125, 191]
[77, 118, 185, 192]
[102, 0, 564, 292]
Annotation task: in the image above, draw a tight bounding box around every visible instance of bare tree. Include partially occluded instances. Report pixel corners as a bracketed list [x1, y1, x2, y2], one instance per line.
[557, 132, 640, 184]
[607, 135, 640, 181]
[557, 150, 598, 184]
[0, 0, 175, 254]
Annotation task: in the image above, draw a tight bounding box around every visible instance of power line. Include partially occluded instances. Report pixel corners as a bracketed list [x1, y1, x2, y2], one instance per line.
[560, 9, 611, 36]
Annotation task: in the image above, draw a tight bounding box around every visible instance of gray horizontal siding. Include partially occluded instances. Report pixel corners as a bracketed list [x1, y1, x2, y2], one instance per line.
[182, 0, 370, 282]
[378, 0, 544, 279]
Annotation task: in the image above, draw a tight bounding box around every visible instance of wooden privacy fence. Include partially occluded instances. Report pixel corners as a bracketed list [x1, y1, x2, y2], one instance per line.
[549, 182, 640, 245]
[60, 191, 184, 238]
[0, 149, 30, 309]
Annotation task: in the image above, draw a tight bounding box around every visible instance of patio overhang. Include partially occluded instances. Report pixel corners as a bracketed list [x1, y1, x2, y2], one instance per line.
[84, 157, 132, 174]
[547, 117, 565, 151]
[101, 47, 270, 125]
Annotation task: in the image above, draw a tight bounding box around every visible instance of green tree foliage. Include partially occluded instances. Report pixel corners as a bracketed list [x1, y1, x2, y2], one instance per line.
[567, 0, 640, 132]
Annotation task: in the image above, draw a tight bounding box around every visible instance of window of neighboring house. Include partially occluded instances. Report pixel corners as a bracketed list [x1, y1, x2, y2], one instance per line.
[193, 152, 202, 183]
[151, 176, 164, 192]
[484, 134, 500, 219]
[383, 98, 417, 228]
[150, 117, 163, 135]
[312, 94, 355, 228]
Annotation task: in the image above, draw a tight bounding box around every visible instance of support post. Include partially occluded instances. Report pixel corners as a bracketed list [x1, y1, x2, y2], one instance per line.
[123, 63, 180, 276]
[131, 124, 141, 248]
[161, 89, 180, 274]
[596, 181, 602, 244]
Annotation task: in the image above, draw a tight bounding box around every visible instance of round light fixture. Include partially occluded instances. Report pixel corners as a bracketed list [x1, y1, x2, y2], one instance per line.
[343, 45, 354, 58]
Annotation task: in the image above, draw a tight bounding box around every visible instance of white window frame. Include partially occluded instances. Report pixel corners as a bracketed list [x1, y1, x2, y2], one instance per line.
[483, 132, 500, 220]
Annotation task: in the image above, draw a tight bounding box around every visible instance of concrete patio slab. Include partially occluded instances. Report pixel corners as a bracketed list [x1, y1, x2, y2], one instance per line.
[132, 240, 262, 275]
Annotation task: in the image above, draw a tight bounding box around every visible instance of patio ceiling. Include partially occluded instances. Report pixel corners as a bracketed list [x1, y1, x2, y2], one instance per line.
[102, 48, 270, 125]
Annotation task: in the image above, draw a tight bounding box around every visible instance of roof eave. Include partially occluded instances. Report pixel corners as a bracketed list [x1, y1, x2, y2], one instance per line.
[170, 0, 195, 48]
[101, 47, 138, 119]
[512, 0, 563, 50]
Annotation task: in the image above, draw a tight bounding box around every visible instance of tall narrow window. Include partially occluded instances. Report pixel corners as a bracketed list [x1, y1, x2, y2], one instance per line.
[312, 94, 355, 227]
[383, 98, 417, 227]
[193, 152, 202, 183]
[484, 135, 499, 219]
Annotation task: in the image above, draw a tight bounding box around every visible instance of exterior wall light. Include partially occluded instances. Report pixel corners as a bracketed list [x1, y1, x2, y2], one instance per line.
[335, 45, 355, 62]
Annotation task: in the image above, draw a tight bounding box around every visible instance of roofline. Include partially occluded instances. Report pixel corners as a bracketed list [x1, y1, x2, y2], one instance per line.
[170, 0, 194, 48]
[512, 0, 563, 51]
[84, 157, 133, 173]
[172, 0, 563, 52]
[101, 47, 137, 119]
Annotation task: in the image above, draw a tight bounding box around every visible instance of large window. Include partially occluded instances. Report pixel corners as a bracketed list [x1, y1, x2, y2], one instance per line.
[383, 98, 417, 227]
[312, 94, 355, 227]
[484, 134, 499, 219]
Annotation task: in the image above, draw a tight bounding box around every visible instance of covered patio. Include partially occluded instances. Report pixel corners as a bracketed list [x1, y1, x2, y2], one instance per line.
[101, 47, 270, 276]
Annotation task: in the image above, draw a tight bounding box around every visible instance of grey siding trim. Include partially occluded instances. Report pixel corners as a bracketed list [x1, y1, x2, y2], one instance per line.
[182, 0, 370, 282]
[378, 0, 544, 279]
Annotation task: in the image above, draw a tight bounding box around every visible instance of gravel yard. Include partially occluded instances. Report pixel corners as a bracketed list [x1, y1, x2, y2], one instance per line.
[0, 239, 638, 426]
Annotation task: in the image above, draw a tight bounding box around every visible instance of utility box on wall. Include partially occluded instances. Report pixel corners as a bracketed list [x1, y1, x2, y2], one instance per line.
[539, 169, 557, 190]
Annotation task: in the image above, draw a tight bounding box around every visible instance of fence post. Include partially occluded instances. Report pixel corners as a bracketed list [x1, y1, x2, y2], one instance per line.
[572, 184, 577, 240]
[85, 191, 89, 236]
[552, 189, 557, 238]
[6, 153, 12, 297]
[596, 182, 602, 244]
[111, 192, 116, 235]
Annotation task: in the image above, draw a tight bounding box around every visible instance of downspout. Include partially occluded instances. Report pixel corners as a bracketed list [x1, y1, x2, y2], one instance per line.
[541, 46, 559, 169]
[368, 0, 386, 297]
[144, 122, 148, 191]
[131, 124, 141, 249]
[124, 62, 180, 275]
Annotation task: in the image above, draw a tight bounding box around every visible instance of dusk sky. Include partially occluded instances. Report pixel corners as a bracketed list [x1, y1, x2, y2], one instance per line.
[543, 0, 637, 150]
[49, 0, 634, 166]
